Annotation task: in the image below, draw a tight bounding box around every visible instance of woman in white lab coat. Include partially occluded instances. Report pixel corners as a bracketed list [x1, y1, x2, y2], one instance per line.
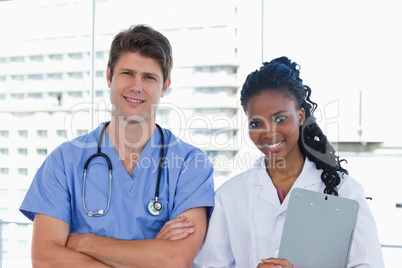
[193, 57, 384, 268]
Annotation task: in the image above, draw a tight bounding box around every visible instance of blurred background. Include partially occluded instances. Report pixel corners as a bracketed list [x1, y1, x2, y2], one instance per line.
[0, 0, 401, 266]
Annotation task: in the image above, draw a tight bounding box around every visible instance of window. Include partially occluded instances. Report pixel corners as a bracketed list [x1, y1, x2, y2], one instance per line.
[28, 74, 44, 81]
[76, 129, 88, 136]
[0, 76, 6, 82]
[68, 91, 83, 98]
[30, 55, 44, 62]
[0, 189, 9, 199]
[0, 168, 9, 175]
[16, 189, 27, 200]
[95, 90, 104, 97]
[36, 130, 47, 138]
[96, 51, 105, 59]
[49, 54, 63, 61]
[0, 148, 9, 155]
[17, 148, 28, 155]
[18, 130, 28, 138]
[36, 148, 47, 155]
[96, 71, 104, 78]
[11, 75, 25, 81]
[56, 129, 66, 138]
[28, 93, 43, 99]
[10, 56, 24, 63]
[48, 73, 63, 80]
[17, 240, 29, 249]
[68, 72, 83, 79]
[0, 57, 7, 64]
[0, 130, 9, 137]
[17, 168, 28, 176]
[68, 52, 83, 60]
[11, 93, 25, 99]
[0, 208, 9, 217]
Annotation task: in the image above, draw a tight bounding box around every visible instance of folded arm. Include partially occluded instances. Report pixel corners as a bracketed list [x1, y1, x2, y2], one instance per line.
[31, 213, 111, 267]
[67, 207, 208, 268]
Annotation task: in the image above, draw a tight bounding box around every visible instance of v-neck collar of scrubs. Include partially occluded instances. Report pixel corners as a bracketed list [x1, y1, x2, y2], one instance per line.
[101, 124, 163, 183]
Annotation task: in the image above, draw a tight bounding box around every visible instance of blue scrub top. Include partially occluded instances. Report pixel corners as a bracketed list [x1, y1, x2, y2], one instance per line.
[20, 122, 215, 240]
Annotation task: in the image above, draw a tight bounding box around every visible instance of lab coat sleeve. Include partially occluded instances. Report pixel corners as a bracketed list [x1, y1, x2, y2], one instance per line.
[342, 181, 385, 268]
[193, 189, 236, 268]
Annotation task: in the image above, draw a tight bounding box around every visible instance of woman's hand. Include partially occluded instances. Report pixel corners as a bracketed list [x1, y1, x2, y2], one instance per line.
[155, 215, 195, 241]
[257, 257, 294, 268]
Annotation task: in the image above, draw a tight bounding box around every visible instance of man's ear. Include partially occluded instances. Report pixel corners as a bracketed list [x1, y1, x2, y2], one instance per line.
[161, 78, 171, 97]
[106, 67, 112, 88]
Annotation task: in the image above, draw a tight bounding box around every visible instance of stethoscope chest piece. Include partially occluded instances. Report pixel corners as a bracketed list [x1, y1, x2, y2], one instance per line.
[148, 199, 162, 216]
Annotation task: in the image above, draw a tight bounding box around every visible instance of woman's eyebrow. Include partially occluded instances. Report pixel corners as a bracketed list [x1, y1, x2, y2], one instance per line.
[272, 110, 288, 117]
[248, 110, 288, 120]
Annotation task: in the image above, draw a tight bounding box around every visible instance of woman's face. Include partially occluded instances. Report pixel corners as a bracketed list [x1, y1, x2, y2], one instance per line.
[245, 89, 305, 162]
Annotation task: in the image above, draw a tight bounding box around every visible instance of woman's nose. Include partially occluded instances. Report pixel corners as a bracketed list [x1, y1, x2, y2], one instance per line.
[264, 122, 277, 135]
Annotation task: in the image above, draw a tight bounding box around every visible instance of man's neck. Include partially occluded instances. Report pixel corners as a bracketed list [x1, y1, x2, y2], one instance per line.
[106, 118, 156, 175]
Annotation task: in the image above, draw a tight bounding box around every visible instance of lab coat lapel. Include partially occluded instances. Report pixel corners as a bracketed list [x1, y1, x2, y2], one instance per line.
[247, 157, 322, 210]
[247, 157, 281, 208]
[290, 159, 322, 190]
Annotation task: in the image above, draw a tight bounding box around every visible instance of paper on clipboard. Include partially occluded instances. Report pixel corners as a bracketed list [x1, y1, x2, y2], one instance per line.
[278, 188, 359, 268]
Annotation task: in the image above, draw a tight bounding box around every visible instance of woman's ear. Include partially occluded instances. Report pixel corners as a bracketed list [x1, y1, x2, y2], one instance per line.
[298, 107, 306, 125]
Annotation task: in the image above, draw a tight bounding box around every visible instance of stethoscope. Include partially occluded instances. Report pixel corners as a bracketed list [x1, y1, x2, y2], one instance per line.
[82, 121, 165, 217]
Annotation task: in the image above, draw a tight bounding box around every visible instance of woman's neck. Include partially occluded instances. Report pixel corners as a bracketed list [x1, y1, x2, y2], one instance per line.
[265, 150, 305, 198]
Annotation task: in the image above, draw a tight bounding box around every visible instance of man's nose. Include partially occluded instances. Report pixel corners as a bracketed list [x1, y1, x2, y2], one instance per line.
[130, 77, 142, 92]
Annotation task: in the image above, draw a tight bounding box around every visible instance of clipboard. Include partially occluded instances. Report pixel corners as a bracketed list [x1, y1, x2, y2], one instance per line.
[278, 188, 359, 268]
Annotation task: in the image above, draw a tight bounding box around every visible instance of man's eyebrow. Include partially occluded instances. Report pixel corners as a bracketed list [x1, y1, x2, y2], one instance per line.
[117, 68, 134, 73]
[143, 72, 159, 77]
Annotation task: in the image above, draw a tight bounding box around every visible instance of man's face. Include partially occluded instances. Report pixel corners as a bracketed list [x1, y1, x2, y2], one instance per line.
[107, 52, 170, 125]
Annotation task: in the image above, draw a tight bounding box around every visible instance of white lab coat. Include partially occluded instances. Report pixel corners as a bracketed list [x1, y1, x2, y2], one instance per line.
[193, 157, 384, 268]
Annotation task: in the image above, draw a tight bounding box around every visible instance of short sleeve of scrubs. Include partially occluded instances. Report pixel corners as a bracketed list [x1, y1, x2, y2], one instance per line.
[168, 149, 215, 219]
[20, 148, 71, 224]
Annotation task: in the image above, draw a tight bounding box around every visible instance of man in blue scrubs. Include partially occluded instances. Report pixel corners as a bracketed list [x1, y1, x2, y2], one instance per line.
[20, 25, 214, 267]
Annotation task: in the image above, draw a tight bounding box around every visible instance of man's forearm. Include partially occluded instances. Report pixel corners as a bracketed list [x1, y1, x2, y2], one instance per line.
[67, 207, 208, 268]
[31, 213, 112, 268]
[68, 233, 194, 268]
[32, 241, 112, 268]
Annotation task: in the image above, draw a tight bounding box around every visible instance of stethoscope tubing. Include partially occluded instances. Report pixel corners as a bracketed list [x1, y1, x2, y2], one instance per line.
[82, 121, 165, 217]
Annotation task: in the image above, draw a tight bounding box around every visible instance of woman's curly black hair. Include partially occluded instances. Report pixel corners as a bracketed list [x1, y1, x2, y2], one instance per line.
[240, 56, 348, 196]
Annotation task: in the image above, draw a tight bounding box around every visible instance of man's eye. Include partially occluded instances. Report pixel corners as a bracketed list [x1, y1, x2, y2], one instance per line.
[275, 115, 287, 123]
[249, 121, 260, 128]
[145, 75, 156, 80]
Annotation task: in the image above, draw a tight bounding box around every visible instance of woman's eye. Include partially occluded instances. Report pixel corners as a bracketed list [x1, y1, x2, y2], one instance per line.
[275, 115, 287, 123]
[249, 121, 260, 128]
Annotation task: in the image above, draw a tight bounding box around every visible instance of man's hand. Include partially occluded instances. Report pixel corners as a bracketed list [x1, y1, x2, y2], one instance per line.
[155, 215, 195, 240]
